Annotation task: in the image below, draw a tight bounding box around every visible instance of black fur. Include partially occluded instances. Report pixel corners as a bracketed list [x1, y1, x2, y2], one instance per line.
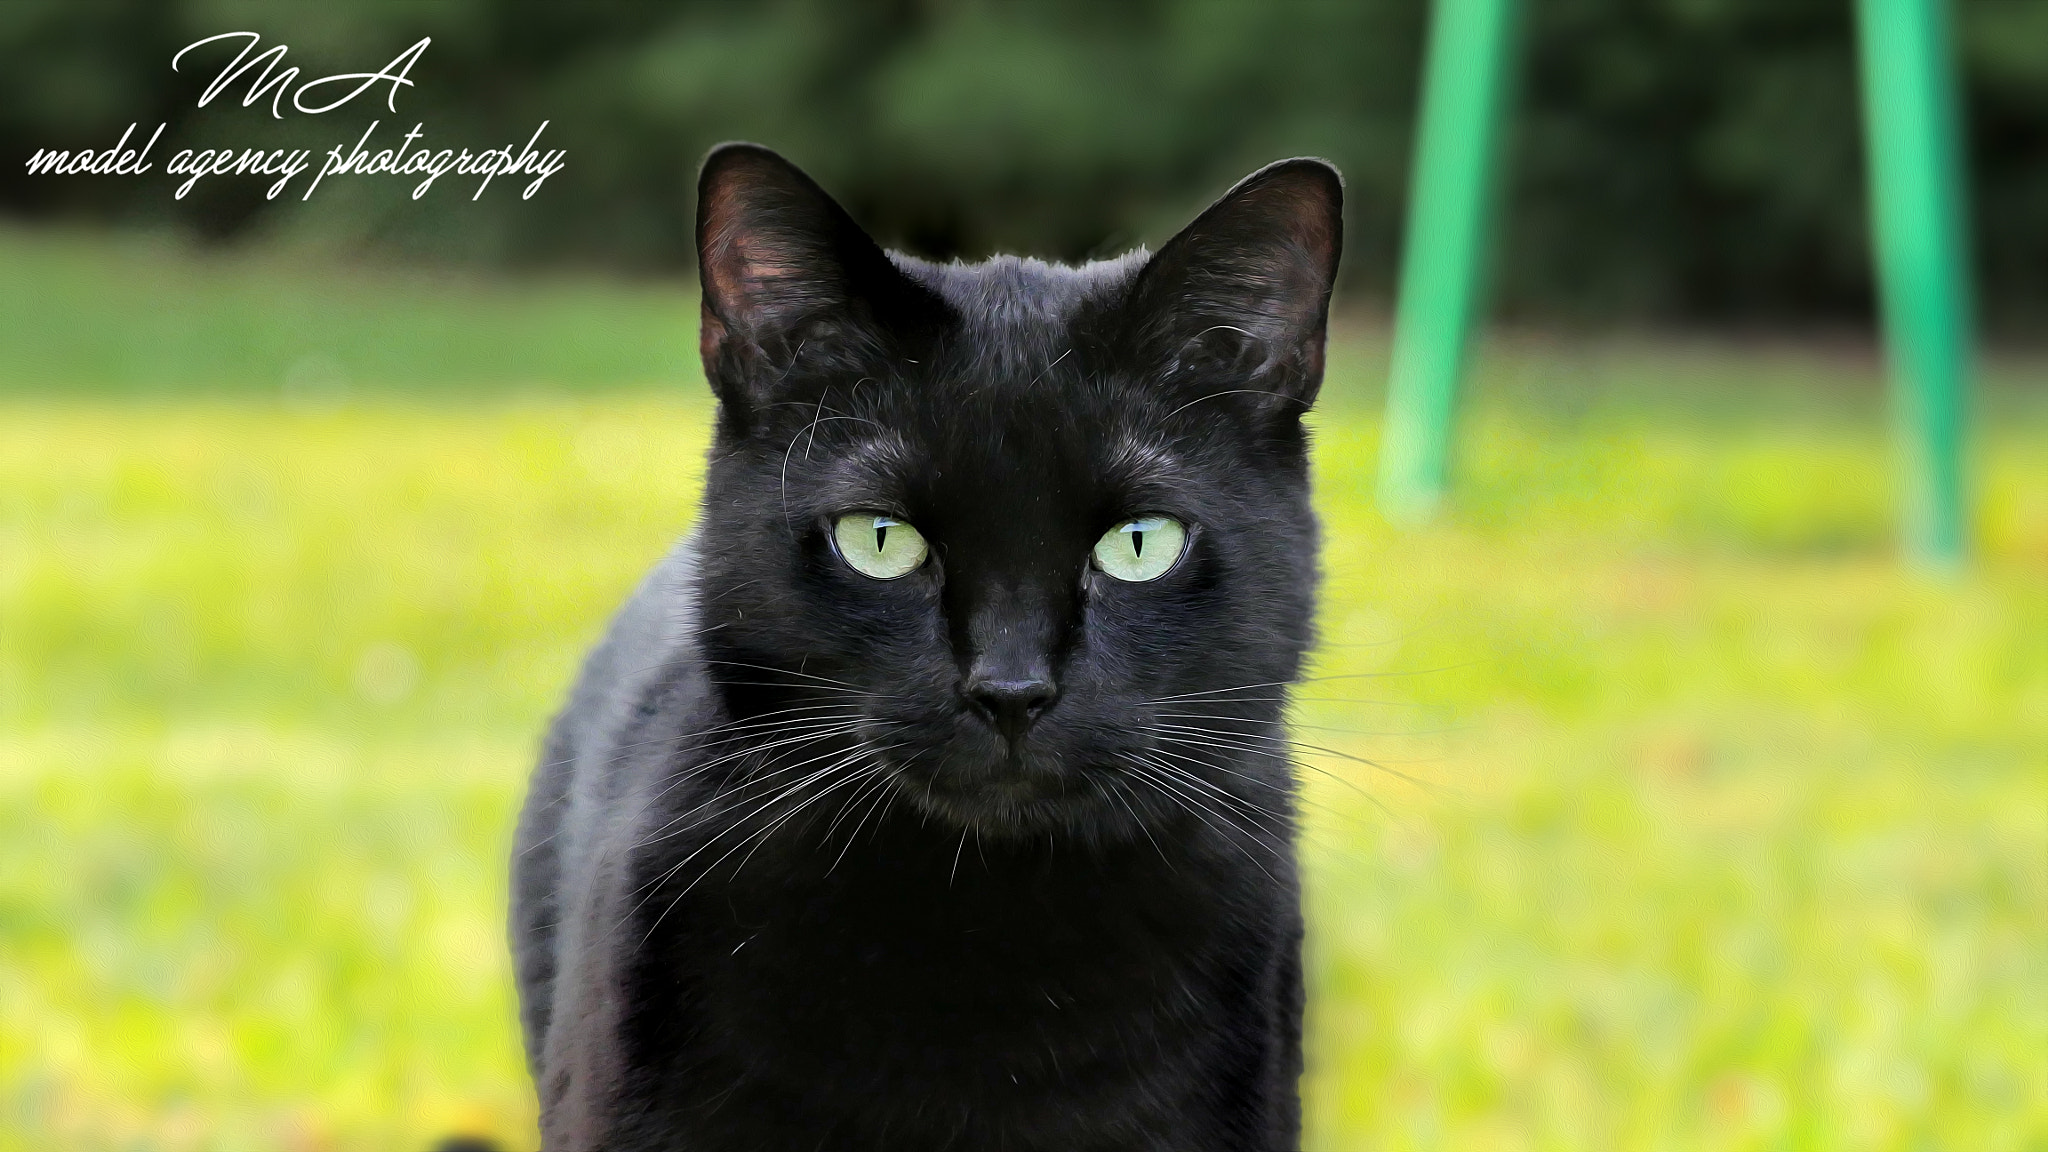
[512, 144, 1341, 1151]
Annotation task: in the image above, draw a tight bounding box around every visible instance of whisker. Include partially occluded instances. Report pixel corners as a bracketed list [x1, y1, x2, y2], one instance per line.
[1121, 760, 1279, 882]
[612, 770, 827, 943]
[722, 754, 896, 889]
[635, 758, 850, 891]
[1083, 772, 1173, 870]
[637, 725, 876, 846]
[1152, 712, 1446, 738]
[1139, 743, 1292, 797]
[824, 767, 903, 876]
[1125, 755, 1267, 845]
[690, 705, 870, 747]
[1140, 671, 1433, 705]
[1140, 745, 1380, 867]
[707, 679, 898, 698]
[540, 703, 861, 780]
[1131, 753, 1291, 835]
[949, 826, 970, 887]
[702, 658, 894, 694]
[1150, 723, 1451, 797]
[1141, 743, 1369, 829]
[634, 743, 894, 940]
[821, 763, 898, 847]
[590, 715, 872, 862]
[1149, 731, 1419, 826]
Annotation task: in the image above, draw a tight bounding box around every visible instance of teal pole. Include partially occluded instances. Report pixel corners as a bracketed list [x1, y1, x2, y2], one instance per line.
[1377, 0, 1520, 523]
[1855, 0, 1974, 565]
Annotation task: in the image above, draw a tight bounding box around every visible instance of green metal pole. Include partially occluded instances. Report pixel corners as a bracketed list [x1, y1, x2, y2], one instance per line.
[1855, 0, 1973, 565]
[1377, 0, 1520, 523]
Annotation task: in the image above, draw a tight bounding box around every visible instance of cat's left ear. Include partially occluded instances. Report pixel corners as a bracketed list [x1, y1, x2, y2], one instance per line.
[696, 143, 949, 425]
[1119, 158, 1343, 418]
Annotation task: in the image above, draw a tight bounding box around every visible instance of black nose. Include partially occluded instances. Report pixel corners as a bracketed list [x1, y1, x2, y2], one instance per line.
[965, 676, 1058, 744]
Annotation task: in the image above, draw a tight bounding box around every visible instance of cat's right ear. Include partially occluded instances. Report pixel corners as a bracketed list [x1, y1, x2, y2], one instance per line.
[695, 144, 946, 424]
[1113, 158, 1342, 421]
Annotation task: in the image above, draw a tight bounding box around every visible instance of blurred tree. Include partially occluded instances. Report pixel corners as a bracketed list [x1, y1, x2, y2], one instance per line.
[1, 0, 2041, 330]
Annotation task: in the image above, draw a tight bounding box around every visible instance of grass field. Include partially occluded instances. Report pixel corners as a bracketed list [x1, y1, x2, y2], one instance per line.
[3, 228, 2046, 1150]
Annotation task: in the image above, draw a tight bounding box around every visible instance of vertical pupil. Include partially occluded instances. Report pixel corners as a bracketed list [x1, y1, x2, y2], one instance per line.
[1131, 529, 1144, 558]
[875, 523, 888, 552]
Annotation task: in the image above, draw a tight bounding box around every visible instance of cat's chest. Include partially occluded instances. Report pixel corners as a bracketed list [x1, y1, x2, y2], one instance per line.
[634, 813, 1250, 1090]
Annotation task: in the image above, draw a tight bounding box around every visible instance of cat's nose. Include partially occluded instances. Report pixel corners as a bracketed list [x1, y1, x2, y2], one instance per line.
[964, 674, 1058, 744]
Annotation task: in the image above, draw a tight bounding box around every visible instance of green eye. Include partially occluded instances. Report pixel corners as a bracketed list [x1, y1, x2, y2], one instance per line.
[1092, 516, 1187, 582]
[833, 514, 929, 579]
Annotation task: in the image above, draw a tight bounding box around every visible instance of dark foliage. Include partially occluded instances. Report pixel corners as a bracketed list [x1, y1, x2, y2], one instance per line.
[5, 0, 2040, 327]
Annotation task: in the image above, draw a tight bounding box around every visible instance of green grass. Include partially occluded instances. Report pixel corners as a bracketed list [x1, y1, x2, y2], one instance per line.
[2, 228, 2046, 1150]
[0, 225, 694, 397]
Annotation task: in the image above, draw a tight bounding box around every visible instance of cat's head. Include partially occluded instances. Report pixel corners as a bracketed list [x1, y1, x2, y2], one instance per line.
[689, 144, 1340, 842]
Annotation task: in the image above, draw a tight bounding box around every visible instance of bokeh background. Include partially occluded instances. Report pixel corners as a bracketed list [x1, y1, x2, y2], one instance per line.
[2, 2, 2044, 1150]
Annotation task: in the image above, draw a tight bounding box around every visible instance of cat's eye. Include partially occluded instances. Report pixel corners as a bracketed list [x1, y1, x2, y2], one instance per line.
[832, 514, 929, 580]
[1092, 516, 1187, 582]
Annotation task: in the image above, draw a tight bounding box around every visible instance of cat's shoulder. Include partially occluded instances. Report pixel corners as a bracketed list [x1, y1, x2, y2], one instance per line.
[547, 535, 709, 786]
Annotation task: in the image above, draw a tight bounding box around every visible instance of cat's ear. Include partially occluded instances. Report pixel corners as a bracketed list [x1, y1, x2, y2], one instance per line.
[1119, 159, 1342, 418]
[695, 143, 946, 420]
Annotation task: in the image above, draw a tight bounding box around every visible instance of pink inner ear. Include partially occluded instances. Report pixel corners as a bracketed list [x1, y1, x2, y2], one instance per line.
[702, 212, 830, 339]
[701, 174, 791, 332]
[1266, 181, 1340, 268]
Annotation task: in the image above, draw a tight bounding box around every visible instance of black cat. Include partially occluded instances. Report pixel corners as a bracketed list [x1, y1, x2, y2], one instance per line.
[511, 144, 1341, 1151]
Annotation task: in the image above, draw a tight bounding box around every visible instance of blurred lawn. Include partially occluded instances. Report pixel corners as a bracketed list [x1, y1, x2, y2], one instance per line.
[2, 230, 2046, 1151]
